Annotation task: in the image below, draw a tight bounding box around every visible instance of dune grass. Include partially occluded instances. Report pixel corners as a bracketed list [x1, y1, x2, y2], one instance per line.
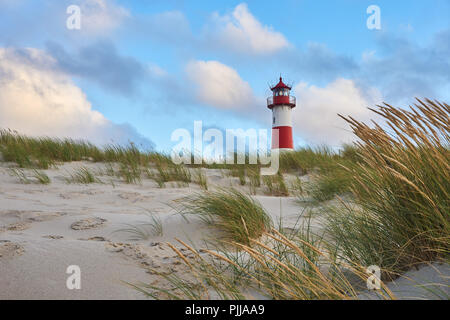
[178, 188, 271, 245]
[0, 129, 103, 167]
[66, 166, 101, 184]
[0, 129, 165, 168]
[1, 128, 352, 199]
[326, 99, 449, 279]
[114, 212, 163, 241]
[279, 146, 336, 174]
[193, 169, 208, 190]
[229, 166, 247, 186]
[262, 172, 289, 196]
[247, 166, 261, 195]
[307, 168, 353, 202]
[289, 176, 304, 197]
[278, 145, 360, 201]
[148, 162, 192, 188]
[8, 168, 51, 184]
[8, 168, 31, 184]
[133, 223, 394, 300]
[118, 162, 142, 184]
[32, 169, 51, 184]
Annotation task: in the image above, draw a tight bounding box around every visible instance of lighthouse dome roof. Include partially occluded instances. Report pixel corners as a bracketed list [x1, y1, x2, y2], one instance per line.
[271, 77, 291, 90]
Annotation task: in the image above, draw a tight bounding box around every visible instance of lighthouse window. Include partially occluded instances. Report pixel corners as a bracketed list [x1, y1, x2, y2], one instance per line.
[273, 116, 275, 124]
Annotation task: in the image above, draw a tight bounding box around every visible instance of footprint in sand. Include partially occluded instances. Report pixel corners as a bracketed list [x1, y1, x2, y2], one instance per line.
[70, 217, 107, 230]
[59, 192, 83, 200]
[28, 212, 65, 222]
[78, 236, 108, 242]
[0, 241, 24, 259]
[117, 192, 140, 200]
[117, 192, 154, 203]
[104, 242, 203, 277]
[1, 211, 65, 233]
[42, 235, 64, 240]
[6, 222, 31, 231]
[1, 210, 64, 222]
[81, 190, 104, 196]
[103, 242, 216, 298]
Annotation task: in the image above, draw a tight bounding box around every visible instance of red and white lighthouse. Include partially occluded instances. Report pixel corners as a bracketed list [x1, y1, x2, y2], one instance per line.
[267, 77, 296, 151]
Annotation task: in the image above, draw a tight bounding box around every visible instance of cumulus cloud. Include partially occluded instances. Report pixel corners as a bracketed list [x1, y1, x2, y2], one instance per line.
[206, 3, 289, 55]
[292, 79, 382, 146]
[186, 60, 260, 110]
[0, 48, 153, 148]
[0, 0, 129, 45]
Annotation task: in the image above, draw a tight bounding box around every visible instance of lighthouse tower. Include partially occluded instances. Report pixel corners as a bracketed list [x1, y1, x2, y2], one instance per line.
[267, 77, 296, 151]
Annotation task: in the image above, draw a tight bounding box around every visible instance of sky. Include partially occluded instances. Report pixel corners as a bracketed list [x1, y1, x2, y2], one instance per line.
[0, 0, 449, 151]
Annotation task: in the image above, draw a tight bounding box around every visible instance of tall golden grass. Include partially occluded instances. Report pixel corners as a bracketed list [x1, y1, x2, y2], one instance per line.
[327, 99, 449, 278]
[133, 227, 395, 300]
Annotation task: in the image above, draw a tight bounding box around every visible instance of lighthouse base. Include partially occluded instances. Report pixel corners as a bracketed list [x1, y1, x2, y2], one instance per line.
[272, 126, 293, 150]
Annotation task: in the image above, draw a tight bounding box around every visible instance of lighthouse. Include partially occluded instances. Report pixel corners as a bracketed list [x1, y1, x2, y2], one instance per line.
[267, 77, 296, 151]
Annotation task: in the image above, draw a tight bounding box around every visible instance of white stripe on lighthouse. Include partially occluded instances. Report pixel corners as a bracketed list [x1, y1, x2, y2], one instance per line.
[272, 105, 293, 128]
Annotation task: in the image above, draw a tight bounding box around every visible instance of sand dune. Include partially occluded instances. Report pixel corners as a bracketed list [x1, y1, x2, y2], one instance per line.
[0, 161, 304, 299]
[1, 161, 448, 300]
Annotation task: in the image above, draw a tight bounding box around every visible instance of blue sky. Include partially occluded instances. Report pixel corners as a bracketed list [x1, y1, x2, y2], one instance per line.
[0, 0, 449, 151]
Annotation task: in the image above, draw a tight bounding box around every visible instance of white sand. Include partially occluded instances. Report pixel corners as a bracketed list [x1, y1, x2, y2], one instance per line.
[360, 263, 450, 300]
[0, 161, 448, 300]
[0, 161, 305, 299]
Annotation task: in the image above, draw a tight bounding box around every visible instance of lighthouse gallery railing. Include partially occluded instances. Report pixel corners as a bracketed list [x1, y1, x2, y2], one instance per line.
[267, 96, 296, 107]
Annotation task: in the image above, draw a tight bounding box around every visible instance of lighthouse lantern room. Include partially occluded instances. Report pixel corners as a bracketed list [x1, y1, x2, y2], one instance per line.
[267, 77, 296, 151]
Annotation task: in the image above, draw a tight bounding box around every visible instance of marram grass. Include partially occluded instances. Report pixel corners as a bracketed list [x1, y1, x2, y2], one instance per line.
[328, 98, 449, 278]
[132, 228, 395, 300]
[177, 188, 272, 245]
[65, 166, 101, 184]
[114, 212, 163, 241]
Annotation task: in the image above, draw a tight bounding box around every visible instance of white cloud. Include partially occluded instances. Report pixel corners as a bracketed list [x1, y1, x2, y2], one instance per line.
[208, 3, 289, 55]
[186, 60, 259, 110]
[78, 0, 130, 35]
[292, 79, 383, 146]
[0, 48, 152, 147]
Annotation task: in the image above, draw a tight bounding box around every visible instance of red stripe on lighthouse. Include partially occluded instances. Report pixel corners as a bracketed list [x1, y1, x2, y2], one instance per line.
[272, 126, 293, 149]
